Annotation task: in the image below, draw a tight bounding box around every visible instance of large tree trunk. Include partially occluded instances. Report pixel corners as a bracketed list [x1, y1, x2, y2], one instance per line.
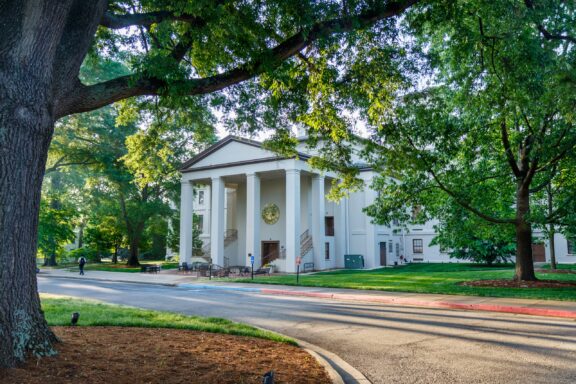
[514, 185, 536, 281]
[549, 225, 557, 270]
[127, 232, 142, 267]
[0, 0, 107, 368]
[78, 223, 84, 249]
[547, 185, 557, 270]
[0, 75, 58, 366]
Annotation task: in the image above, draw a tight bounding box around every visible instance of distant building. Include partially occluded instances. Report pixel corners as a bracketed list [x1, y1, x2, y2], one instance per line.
[179, 136, 575, 271]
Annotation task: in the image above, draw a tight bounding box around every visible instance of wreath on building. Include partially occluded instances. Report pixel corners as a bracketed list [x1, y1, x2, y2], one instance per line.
[262, 203, 280, 225]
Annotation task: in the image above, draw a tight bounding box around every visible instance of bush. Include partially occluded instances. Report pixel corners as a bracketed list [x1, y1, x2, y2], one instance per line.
[67, 247, 101, 263]
[449, 239, 515, 265]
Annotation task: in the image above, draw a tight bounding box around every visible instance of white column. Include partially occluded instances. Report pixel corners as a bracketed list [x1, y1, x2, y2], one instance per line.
[335, 197, 347, 268]
[210, 177, 225, 266]
[246, 173, 261, 267]
[179, 181, 194, 265]
[166, 201, 177, 260]
[365, 187, 378, 269]
[311, 175, 326, 269]
[285, 169, 301, 273]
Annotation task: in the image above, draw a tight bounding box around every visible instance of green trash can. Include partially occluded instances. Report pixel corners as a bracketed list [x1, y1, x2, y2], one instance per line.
[344, 254, 364, 269]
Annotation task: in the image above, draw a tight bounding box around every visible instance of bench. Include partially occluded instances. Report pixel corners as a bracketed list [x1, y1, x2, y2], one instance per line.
[141, 264, 161, 273]
[254, 267, 271, 276]
[302, 262, 314, 273]
[178, 262, 191, 272]
[228, 266, 250, 277]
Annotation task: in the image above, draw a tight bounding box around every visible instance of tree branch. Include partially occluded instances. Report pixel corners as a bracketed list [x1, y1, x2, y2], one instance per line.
[406, 138, 516, 225]
[529, 164, 557, 194]
[45, 159, 97, 174]
[524, 0, 576, 44]
[57, 0, 420, 118]
[500, 121, 521, 177]
[100, 11, 206, 29]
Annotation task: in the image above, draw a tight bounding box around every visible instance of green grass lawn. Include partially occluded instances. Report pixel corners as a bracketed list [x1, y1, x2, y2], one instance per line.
[41, 295, 294, 344]
[234, 263, 576, 301]
[44, 259, 179, 273]
[540, 263, 576, 271]
[83, 260, 179, 273]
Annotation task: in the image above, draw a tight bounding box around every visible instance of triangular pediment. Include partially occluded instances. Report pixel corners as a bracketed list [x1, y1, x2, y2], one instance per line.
[181, 136, 287, 171]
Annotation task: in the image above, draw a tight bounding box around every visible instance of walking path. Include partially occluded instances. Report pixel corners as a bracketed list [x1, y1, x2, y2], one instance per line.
[41, 268, 576, 319]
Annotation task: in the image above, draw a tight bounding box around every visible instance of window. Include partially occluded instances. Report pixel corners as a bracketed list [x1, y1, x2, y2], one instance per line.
[325, 242, 330, 260]
[388, 240, 393, 253]
[198, 190, 204, 205]
[568, 239, 576, 255]
[413, 239, 423, 254]
[194, 215, 204, 234]
[325, 216, 334, 236]
[395, 243, 400, 257]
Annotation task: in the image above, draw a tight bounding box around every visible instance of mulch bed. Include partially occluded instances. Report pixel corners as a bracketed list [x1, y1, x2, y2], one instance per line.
[461, 279, 576, 288]
[0, 327, 331, 384]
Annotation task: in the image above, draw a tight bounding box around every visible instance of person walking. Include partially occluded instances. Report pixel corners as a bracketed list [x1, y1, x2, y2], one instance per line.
[78, 256, 86, 275]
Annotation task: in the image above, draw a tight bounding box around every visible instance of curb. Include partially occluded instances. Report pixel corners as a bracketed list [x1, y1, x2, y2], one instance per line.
[304, 348, 345, 384]
[297, 340, 372, 384]
[179, 283, 262, 292]
[249, 325, 370, 384]
[38, 274, 177, 287]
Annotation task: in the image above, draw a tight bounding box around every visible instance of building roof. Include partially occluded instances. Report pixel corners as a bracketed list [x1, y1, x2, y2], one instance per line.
[180, 135, 311, 172]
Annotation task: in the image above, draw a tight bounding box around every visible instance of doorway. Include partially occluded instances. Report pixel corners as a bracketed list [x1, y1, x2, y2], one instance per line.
[379, 242, 387, 266]
[532, 244, 546, 262]
[261, 241, 280, 266]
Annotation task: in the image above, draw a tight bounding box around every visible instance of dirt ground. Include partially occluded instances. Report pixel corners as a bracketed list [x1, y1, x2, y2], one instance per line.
[461, 279, 576, 288]
[1, 327, 331, 384]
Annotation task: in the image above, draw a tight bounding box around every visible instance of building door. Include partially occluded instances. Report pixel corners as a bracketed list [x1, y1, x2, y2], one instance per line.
[380, 242, 387, 266]
[261, 241, 280, 266]
[532, 244, 546, 262]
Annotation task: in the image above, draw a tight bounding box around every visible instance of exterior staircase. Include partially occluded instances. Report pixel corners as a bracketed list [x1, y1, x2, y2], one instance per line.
[300, 229, 313, 257]
[193, 229, 238, 265]
[224, 229, 238, 246]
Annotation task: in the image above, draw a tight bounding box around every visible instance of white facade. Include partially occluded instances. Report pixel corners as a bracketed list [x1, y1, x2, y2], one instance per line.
[179, 136, 576, 272]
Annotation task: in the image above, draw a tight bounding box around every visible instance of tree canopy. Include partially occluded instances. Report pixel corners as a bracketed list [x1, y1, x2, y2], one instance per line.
[0, 0, 420, 367]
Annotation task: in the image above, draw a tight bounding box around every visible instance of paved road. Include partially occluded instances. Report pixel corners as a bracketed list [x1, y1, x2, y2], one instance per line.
[39, 277, 576, 384]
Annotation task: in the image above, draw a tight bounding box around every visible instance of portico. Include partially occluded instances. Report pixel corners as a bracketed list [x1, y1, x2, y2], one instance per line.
[179, 136, 339, 273]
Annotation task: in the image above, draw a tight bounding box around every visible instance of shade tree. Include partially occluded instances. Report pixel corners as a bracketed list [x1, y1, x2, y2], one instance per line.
[1, 0, 419, 366]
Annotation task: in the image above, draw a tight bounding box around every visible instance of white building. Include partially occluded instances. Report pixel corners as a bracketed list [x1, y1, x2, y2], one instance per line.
[179, 136, 576, 272]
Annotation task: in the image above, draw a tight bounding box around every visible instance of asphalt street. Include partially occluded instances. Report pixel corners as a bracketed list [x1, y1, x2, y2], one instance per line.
[39, 277, 576, 384]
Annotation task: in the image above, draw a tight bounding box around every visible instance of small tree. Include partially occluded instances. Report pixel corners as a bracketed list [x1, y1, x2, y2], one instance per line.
[430, 204, 515, 266]
[37, 198, 77, 265]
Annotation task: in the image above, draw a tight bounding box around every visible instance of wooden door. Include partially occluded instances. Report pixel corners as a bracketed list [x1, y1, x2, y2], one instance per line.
[380, 242, 387, 266]
[532, 244, 546, 262]
[261, 241, 280, 266]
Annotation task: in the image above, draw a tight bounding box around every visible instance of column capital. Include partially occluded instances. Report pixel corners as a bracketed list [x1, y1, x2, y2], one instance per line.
[286, 169, 301, 175]
[312, 174, 325, 181]
[181, 180, 193, 186]
[246, 172, 259, 178]
[211, 176, 221, 182]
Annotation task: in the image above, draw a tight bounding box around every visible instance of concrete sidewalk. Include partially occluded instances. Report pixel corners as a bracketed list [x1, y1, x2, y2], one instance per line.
[40, 268, 576, 320]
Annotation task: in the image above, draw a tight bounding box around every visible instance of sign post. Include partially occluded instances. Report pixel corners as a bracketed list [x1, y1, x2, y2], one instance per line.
[296, 256, 302, 285]
[249, 253, 255, 280]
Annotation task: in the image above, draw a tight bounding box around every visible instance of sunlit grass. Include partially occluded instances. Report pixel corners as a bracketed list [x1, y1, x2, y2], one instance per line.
[41, 295, 295, 345]
[234, 263, 576, 301]
[43, 259, 179, 273]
